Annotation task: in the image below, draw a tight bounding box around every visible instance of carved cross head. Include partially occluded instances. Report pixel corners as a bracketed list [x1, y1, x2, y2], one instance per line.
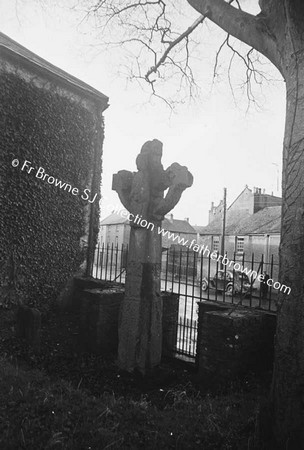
[112, 139, 193, 222]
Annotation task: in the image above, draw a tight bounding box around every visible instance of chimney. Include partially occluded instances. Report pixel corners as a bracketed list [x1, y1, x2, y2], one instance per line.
[184, 217, 189, 223]
[170, 213, 173, 222]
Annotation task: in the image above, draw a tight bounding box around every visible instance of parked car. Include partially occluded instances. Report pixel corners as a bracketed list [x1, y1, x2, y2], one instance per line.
[200, 270, 252, 295]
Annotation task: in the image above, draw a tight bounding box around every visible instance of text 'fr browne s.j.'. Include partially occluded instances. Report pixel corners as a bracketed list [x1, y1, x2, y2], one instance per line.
[11, 158, 98, 204]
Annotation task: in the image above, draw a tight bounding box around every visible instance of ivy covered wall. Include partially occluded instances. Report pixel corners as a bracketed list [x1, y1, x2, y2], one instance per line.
[0, 56, 107, 308]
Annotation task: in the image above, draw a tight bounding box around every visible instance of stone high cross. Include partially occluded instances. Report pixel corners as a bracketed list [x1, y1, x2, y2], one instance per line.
[112, 139, 193, 373]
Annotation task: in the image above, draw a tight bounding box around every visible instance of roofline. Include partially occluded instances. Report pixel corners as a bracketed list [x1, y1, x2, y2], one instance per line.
[100, 218, 197, 232]
[254, 192, 282, 200]
[0, 32, 109, 111]
[100, 220, 129, 226]
[198, 231, 280, 236]
[199, 232, 221, 235]
[244, 231, 281, 236]
[227, 185, 252, 211]
[162, 219, 197, 233]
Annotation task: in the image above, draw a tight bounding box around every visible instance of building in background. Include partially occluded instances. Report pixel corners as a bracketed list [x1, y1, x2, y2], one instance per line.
[195, 186, 282, 267]
[99, 212, 130, 248]
[99, 211, 197, 249]
[161, 214, 197, 249]
[205, 185, 281, 226]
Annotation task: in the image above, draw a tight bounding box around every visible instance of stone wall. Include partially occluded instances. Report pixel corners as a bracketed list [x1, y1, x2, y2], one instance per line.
[162, 292, 179, 358]
[74, 281, 179, 358]
[79, 288, 124, 355]
[197, 302, 276, 383]
[196, 300, 231, 367]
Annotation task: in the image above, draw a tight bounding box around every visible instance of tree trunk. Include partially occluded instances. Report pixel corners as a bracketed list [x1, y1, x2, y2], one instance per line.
[271, 39, 304, 448]
[186, 0, 304, 447]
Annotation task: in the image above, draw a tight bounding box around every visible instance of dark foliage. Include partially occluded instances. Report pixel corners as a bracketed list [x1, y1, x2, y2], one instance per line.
[0, 69, 103, 308]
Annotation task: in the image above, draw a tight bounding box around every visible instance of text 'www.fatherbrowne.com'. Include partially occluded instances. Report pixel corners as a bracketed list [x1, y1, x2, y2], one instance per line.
[106, 206, 291, 295]
[158, 228, 291, 295]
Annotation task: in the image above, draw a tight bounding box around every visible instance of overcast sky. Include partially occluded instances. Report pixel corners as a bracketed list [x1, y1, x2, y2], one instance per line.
[0, 0, 286, 225]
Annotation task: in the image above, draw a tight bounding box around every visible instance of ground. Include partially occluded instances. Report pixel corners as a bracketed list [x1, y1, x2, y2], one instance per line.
[0, 305, 265, 449]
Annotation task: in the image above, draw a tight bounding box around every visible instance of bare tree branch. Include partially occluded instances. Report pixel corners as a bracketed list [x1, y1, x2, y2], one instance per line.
[82, 0, 280, 108]
[211, 28, 277, 109]
[186, 0, 281, 70]
[144, 14, 205, 81]
[213, 34, 229, 80]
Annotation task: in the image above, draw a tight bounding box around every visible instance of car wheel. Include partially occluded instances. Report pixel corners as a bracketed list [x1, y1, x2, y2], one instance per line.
[226, 284, 234, 295]
[201, 280, 208, 291]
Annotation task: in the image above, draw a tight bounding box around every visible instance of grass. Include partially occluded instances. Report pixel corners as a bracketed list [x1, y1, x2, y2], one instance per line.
[0, 306, 263, 449]
[0, 357, 258, 449]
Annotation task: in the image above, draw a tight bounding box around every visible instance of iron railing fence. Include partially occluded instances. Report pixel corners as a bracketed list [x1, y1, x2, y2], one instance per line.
[89, 243, 128, 284]
[89, 243, 280, 359]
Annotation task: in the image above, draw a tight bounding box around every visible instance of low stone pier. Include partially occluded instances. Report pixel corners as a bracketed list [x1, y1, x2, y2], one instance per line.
[197, 303, 276, 383]
[74, 283, 180, 358]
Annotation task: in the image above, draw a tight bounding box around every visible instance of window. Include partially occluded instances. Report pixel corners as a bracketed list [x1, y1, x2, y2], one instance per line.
[115, 225, 119, 232]
[212, 236, 220, 252]
[236, 237, 245, 253]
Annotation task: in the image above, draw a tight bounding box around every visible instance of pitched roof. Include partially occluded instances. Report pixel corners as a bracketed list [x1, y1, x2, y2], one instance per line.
[197, 206, 281, 236]
[193, 225, 206, 234]
[0, 32, 109, 109]
[235, 206, 281, 235]
[100, 211, 129, 225]
[162, 218, 196, 234]
[100, 211, 197, 234]
[198, 209, 251, 235]
[227, 185, 252, 211]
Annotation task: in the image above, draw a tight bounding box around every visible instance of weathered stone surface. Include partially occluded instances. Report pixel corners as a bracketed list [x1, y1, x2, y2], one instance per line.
[74, 283, 179, 359]
[70, 277, 120, 310]
[197, 307, 276, 384]
[77, 288, 121, 354]
[162, 293, 179, 358]
[196, 300, 231, 367]
[79, 288, 124, 355]
[113, 139, 193, 374]
[16, 305, 41, 350]
[118, 258, 163, 373]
